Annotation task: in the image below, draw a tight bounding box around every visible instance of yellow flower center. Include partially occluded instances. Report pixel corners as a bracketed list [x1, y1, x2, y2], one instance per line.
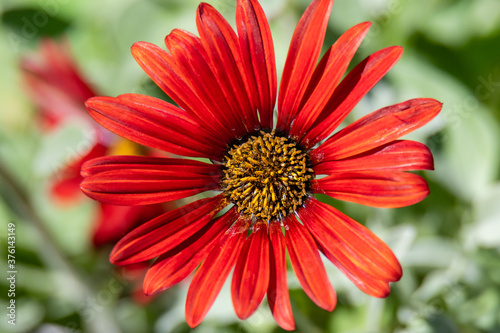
[222, 130, 314, 221]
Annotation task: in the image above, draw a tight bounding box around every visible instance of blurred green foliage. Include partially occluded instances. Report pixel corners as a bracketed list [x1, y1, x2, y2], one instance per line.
[1, 0, 500, 332]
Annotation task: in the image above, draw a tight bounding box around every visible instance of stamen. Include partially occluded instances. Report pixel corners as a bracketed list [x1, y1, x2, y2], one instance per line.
[221, 130, 313, 221]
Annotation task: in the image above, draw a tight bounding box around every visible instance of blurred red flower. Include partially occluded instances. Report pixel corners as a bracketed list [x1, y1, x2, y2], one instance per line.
[20, 38, 169, 255]
[81, 0, 441, 329]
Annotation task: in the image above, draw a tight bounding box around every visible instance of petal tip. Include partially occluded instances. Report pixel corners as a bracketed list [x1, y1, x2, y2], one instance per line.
[130, 41, 146, 55]
[386, 45, 404, 60]
[143, 274, 165, 297]
[109, 241, 133, 266]
[84, 96, 99, 109]
[278, 321, 296, 331]
[185, 309, 204, 329]
[360, 21, 373, 29]
[374, 284, 391, 298]
[197, 2, 214, 16]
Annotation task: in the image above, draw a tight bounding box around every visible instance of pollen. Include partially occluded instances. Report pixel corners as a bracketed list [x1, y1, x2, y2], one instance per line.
[221, 130, 314, 221]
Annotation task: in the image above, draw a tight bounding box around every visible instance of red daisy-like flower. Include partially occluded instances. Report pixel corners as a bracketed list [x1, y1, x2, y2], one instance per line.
[81, 0, 441, 330]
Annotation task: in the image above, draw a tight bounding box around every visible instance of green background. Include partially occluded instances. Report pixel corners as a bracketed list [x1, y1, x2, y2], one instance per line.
[1, 0, 500, 332]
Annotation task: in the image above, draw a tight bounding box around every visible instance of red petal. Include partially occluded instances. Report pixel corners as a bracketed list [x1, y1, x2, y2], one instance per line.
[186, 218, 250, 328]
[316, 242, 391, 298]
[232, 220, 270, 319]
[143, 208, 238, 296]
[85, 94, 226, 159]
[290, 22, 372, 140]
[312, 98, 442, 160]
[284, 214, 336, 311]
[300, 46, 403, 148]
[313, 140, 434, 175]
[50, 174, 84, 203]
[39, 38, 97, 102]
[22, 68, 91, 128]
[131, 41, 234, 141]
[81, 155, 220, 206]
[312, 171, 429, 208]
[110, 195, 225, 265]
[20, 38, 96, 109]
[81, 155, 220, 177]
[164, 29, 247, 138]
[81, 167, 220, 206]
[268, 221, 295, 330]
[298, 199, 402, 296]
[196, 3, 259, 132]
[236, 0, 277, 128]
[277, 0, 335, 132]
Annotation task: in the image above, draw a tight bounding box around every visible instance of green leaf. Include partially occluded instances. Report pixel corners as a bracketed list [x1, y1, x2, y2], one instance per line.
[1, 8, 70, 42]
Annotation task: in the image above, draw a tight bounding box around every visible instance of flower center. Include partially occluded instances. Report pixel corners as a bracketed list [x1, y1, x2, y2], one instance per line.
[221, 130, 314, 221]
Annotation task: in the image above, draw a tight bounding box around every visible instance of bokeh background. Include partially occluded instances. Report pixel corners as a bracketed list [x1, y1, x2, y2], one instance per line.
[1, 0, 500, 332]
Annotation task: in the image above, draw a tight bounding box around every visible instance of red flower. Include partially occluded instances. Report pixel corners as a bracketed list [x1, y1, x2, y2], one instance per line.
[20, 38, 107, 202]
[81, 0, 441, 330]
[20, 38, 98, 130]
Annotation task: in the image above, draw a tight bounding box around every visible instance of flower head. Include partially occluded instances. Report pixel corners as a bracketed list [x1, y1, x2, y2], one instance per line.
[81, 0, 441, 330]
